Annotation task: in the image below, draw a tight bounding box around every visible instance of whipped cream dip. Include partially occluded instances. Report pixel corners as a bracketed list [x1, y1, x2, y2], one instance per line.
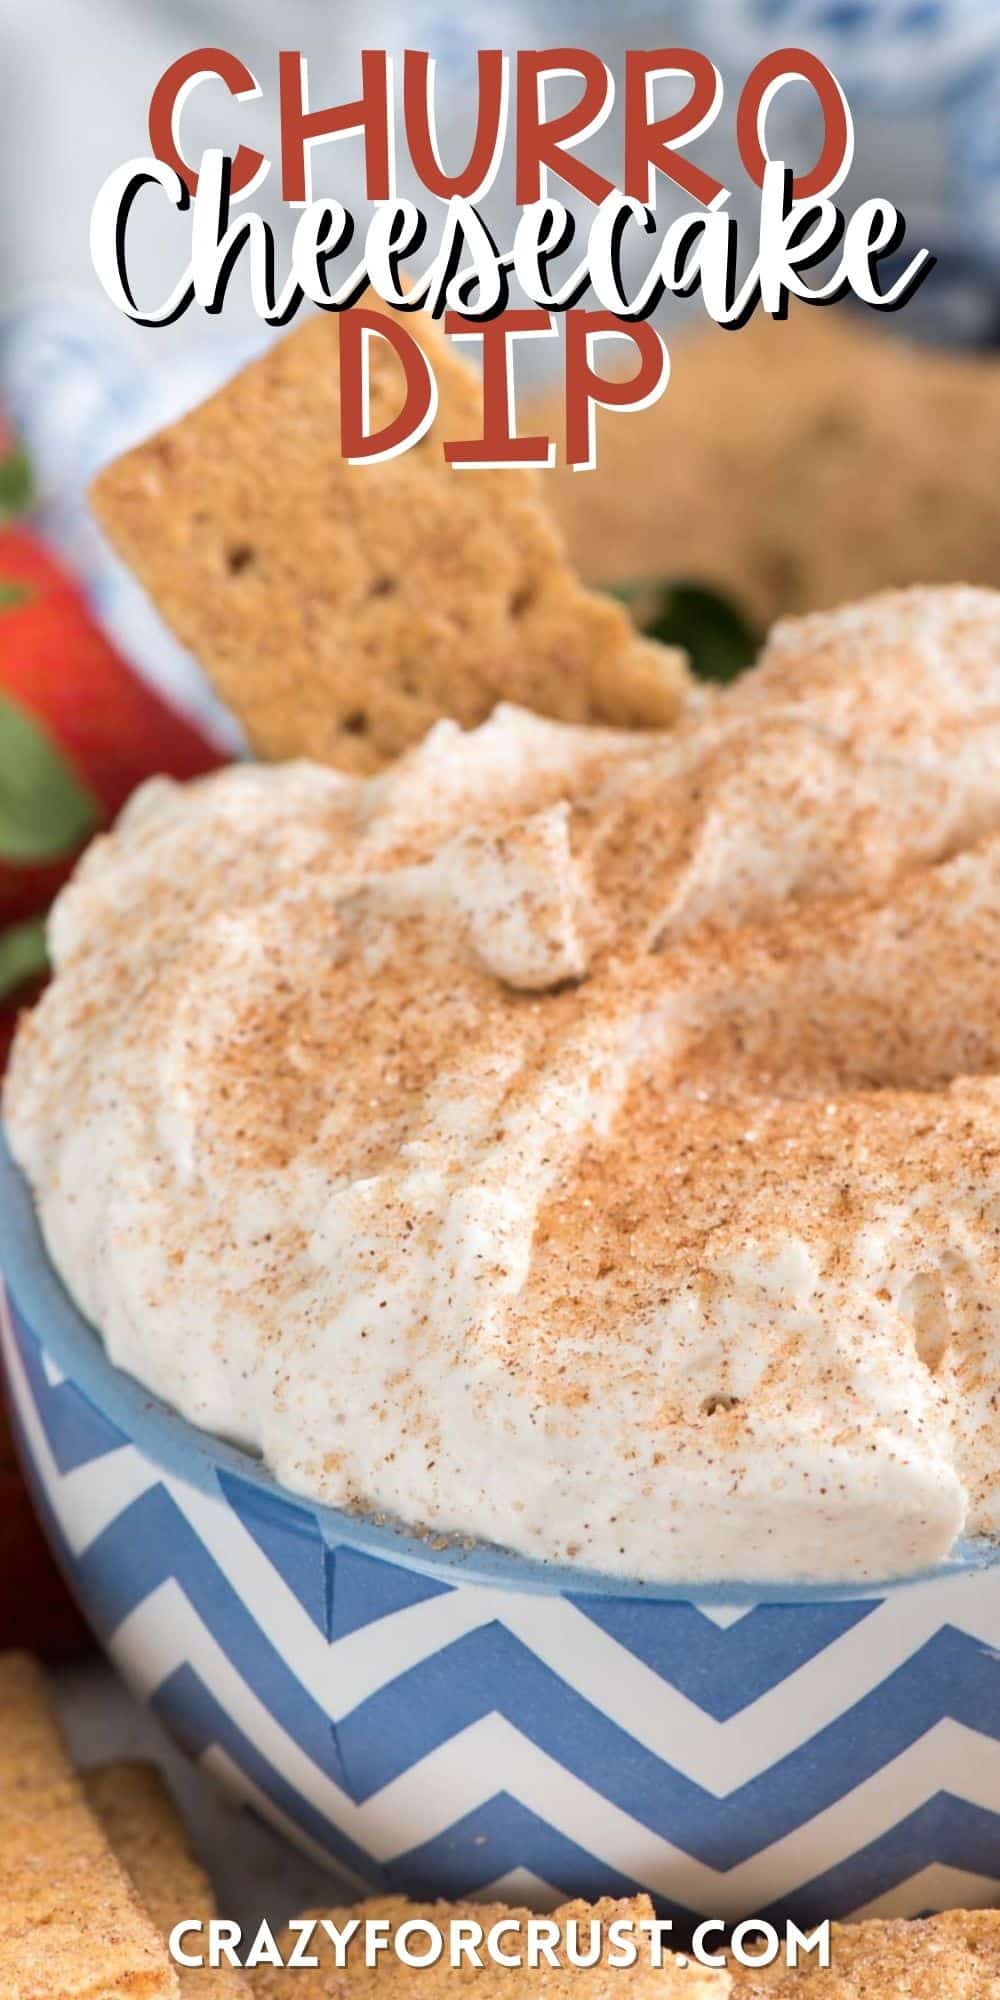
[6, 586, 1000, 1583]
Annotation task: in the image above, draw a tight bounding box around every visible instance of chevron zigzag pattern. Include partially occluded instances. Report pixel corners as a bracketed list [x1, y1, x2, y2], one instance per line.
[3, 1284, 1000, 1924]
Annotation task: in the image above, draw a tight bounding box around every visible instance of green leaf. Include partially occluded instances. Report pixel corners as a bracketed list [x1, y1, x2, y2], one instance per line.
[613, 579, 759, 684]
[0, 580, 29, 610]
[0, 447, 33, 520]
[0, 916, 48, 1002]
[0, 691, 100, 862]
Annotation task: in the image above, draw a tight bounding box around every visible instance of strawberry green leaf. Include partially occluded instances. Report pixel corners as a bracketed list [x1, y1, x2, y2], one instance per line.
[0, 580, 29, 610]
[0, 916, 47, 1002]
[0, 447, 33, 520]
[0, 690, 100, 862]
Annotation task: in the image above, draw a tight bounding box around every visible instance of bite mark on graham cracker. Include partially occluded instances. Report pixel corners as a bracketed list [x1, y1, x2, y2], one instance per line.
[90, 307, 688, 774]
[84, 1762, 246, 1994]
[0, 1651, 178, 2000]
[251, 1895, 730, 1996]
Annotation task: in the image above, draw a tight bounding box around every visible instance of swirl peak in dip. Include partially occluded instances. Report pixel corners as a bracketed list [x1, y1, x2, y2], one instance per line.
[7, 585, 1000, 1583]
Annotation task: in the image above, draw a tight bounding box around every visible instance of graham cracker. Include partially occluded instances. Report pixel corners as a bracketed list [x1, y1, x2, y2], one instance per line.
[84, 1762, 245, 1994]
[252, 1895, 729, 1995]
[535, 311, 1000, 631]
[728, 1909, 1000, 1995]
[90, 309, 688, 775]
[0, 1651, 177, 2000]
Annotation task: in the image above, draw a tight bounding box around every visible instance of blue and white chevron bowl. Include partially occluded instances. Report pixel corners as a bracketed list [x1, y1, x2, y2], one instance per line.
[2, 1130, 999, 1926]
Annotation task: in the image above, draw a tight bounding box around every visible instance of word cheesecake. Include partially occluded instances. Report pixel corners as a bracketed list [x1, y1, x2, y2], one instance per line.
[89, 43, 934, 464]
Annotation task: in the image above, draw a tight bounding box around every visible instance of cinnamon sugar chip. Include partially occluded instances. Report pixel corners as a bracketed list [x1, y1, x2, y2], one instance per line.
[252, 1896, 730, 1996]
[0, 1652, 178, 2000]
[90, 306, 689, 773]
[729, 1908, 1000, 1995]
[85, 1762, 246, 1993]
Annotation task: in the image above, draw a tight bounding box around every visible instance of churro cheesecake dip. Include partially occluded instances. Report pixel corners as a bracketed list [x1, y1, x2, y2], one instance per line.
[6, 585, 1000, 1584]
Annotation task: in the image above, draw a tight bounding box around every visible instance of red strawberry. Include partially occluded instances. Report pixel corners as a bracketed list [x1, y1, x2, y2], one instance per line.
[0, 508, 227, 1138]
[0, 1387, 91, 1660]
[0, 525, 224, 934]
[0, 515, 223, 1659]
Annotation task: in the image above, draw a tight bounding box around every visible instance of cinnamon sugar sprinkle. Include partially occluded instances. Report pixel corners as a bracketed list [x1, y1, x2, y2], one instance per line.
[6, 586, 1000, 1582]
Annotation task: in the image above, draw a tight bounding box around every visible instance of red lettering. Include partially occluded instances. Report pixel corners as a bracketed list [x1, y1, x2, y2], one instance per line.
[624, 50, 725, 207]
[279, 50, 391, 204]
[444, 310, 554, 466]
[737, 47, 853, 199]
[148, 48, 265, 199]
[339, 308, 436, 462]
[515, 50, 614, 206]
[404, 51, 507, 200]
[564, 311, 668, 469]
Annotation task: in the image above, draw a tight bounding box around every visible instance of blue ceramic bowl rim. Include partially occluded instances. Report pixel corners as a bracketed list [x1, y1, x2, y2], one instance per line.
[2, 1126, 998, 1605]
